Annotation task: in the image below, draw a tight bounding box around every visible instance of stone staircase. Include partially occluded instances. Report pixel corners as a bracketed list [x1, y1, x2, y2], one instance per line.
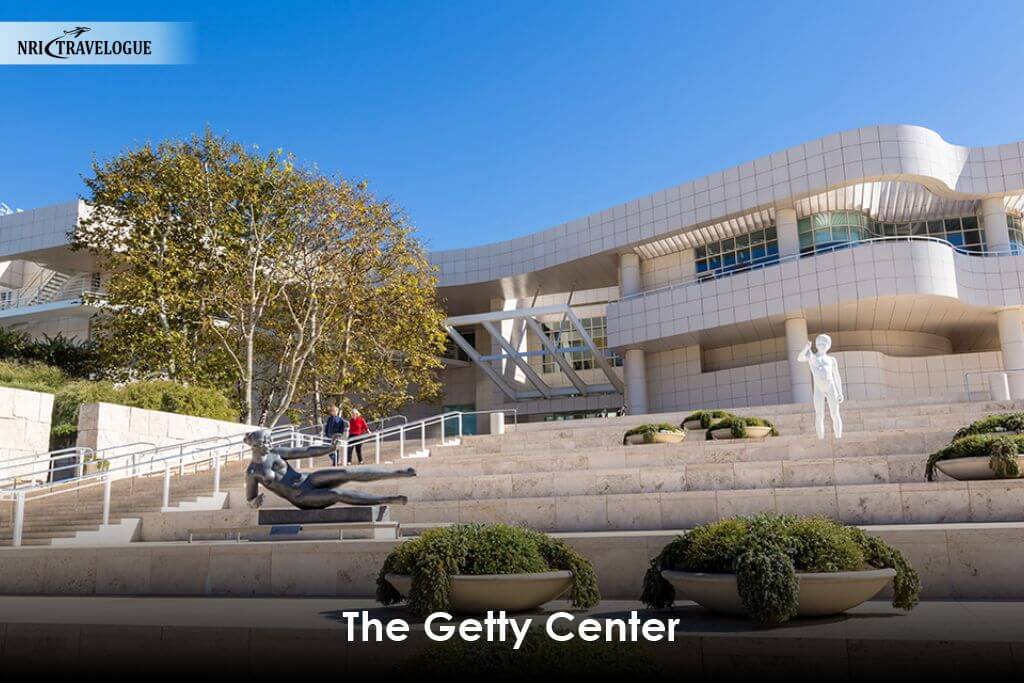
[27, 270, 72, 306]
[1, 397, 1020, 545]
[355, 397, 1024, 531]
[0, 459, 252, 546]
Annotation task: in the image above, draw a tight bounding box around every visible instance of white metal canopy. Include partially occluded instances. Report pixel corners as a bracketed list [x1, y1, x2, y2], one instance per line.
[445, 303, 625, 402]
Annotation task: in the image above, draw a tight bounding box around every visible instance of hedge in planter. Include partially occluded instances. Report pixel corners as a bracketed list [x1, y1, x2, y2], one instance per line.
[925, 433, 1024, 481]
[681, 410, 734, 429]
[641, 514, 920, 624]
[705, 415, 778, 440]
[622, 423, 684, 445]
[376, 524, 600, 616]
[952, 412, 1024, 441]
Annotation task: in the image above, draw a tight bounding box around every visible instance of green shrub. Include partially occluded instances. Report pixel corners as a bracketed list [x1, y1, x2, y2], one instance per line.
[705, 415, 778, 439]
[0, 327, 31, 360]
[52, 379, 237, 438]
[622, 423, 683, 445]
[0, 329, 97, 378]
[0, 361, 238, 441]
[682, 410, 734, 429]
[27, 334, 98, 378]
[0, 360, 67, 393]
[925, 433, 1024, 481]
[641, 514, 919, 624]
[377, 524, 600, 616]
[953, 413, 1024, 441]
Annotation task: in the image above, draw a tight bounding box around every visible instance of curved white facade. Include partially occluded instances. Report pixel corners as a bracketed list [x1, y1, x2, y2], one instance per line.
[432, 125, 1024, 296]
[430, 125, 1024, 424]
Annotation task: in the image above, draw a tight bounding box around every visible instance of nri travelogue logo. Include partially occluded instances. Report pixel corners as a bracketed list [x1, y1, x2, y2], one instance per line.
[17, 25, 153, 59]
[0, 22, 192, 65]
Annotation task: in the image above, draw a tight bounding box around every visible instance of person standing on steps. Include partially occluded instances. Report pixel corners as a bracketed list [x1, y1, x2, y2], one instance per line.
[323, 404, 349, 465]
[347, 408, 371, 465]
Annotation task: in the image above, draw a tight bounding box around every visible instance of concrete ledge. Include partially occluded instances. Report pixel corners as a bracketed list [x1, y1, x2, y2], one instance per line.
[1, 523, 1023, 600]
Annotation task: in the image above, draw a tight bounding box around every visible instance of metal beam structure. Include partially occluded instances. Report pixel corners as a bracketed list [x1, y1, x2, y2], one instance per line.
[480, 320, 551, 398]
[445, 303, 623, 402]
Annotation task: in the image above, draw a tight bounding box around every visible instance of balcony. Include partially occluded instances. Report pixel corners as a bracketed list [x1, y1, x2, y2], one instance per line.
[0, 270, 104, 322]
[607, 236, 1024, 351]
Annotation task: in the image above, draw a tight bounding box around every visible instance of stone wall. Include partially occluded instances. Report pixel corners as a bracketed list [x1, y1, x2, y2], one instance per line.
[0, 522, 1020, 599]
[0, 386, 53, 481]
[646, 347, 1004, 413]
[76, 402, 248, 455]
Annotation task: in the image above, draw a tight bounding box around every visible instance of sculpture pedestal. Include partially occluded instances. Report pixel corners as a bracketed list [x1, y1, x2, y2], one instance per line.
[257, 505, 389, 526]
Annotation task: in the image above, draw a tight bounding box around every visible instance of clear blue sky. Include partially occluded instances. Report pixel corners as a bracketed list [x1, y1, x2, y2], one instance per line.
[2, 0, 1024, 250]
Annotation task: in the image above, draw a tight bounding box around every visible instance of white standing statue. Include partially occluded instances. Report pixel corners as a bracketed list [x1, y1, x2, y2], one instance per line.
[797, 333, 844, 439]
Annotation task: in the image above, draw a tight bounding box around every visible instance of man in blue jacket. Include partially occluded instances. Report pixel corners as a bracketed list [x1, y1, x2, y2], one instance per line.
[323, 404, 349, 465]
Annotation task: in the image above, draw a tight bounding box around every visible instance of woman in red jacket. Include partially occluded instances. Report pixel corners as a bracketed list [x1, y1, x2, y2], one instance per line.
[347, 408, 371, 464]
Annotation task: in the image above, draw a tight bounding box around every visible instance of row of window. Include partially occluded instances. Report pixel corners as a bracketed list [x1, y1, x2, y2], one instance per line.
[541, 316, 622, 374]
[694, 226, 779, 275]
[695, 211, 1024, 278]
[471, 212, 1024, 380]
[798, 212, 988, 255]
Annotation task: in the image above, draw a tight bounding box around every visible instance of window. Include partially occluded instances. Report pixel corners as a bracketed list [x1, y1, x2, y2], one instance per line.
[798, 211, 872, 254]
[1007, 215, 1024, 255]
[797, 211, 986, 255]
[541, 316, 622, 374]
[443, 328, 475, 362]
[695, 226, 779, 278]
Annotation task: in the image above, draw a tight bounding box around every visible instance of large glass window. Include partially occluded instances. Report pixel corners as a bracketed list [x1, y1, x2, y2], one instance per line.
[797, 211, 985, 255]
[541, 316, 622, 374]
[695, 226, 779, 278]
[873, 216, 983, 251]
[1007, 215, 1024, 255]
[798, 211, 872, 254]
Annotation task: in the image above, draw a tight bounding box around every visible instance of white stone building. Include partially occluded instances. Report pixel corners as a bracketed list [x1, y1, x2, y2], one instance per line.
[431, 125, 1024, 426]
[7, 125, 1024, 428]
[0, 200, 101, 342]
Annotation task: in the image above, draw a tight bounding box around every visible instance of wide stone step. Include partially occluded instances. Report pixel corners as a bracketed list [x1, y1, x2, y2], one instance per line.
[459, 420, 980, 455]
[404, 428, 955, 478]
[355, 453, 935, 502]
[452, 418, 976, 456]
[389, 478, 1024, 532]
[503, 398, 1024, 437]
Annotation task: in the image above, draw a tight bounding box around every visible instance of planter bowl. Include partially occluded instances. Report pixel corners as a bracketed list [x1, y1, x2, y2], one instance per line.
[626, 431, 685, 445]
[661, 568, 896, 618]
[934, 455, 1024, 481]
[710, 425, 773, 440]
[385, 570, 573, 614]
[682, 419, 705, 431]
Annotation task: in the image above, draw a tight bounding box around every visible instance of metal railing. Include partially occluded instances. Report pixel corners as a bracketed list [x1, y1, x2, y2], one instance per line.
[614, 235, 1023, 304]
[963, 368, 1024, 401]
[368, 414, 408, 431]
[0, 279, 104, 311]
[0, 408, 487, 547]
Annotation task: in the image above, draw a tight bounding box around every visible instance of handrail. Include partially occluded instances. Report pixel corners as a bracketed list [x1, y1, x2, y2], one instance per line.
[614, 235, 1023, 304]
[0, 278, 105, 311]
[368, 414, 408, 430]
[459, 408, 519, 427]
[963, 368, 1024, 401]
[1, 409, 484, 546]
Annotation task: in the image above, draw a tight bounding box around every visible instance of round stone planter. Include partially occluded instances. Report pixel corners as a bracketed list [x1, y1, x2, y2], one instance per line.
[661, 568, 896, 618]
[709, 425, 773, 440]
[682, 419, 723, 431]
[934, 456, 1024, 481]
[625, 431, 686, 445]
[385, 570, 573, 614]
